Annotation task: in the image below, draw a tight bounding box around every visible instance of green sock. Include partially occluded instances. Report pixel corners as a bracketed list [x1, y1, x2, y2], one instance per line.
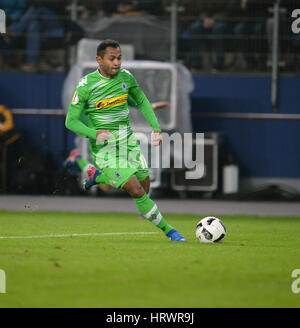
[134, 193, 173, 234]
[95, 172, 111, 185]
[76, 157, 92, 173]
[76, 157, 109, 185]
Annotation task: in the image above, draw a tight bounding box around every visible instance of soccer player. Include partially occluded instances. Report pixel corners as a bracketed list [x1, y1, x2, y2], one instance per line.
[65, 39, 186, 242]
[64, 99, 170, 193]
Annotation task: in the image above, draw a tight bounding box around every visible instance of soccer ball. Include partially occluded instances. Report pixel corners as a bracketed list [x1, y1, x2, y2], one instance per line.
[195, 216, 226, 243]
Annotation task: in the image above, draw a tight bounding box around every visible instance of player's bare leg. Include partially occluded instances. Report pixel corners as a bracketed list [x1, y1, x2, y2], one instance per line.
[123, 176, 186, 241]
[99, 184, 112, 192]
[139, 176, 150, 194]
[122, 176, 144, 198]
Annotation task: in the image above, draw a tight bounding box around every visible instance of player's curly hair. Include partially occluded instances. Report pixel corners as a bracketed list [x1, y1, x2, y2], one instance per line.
[97, 40, 121, 57]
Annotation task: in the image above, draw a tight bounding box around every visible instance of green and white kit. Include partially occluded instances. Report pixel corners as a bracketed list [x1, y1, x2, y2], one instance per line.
[66, 68, 161, 188]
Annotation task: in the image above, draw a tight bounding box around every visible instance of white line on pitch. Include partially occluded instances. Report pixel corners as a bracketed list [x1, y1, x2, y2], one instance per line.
[0, 232, 159, 240]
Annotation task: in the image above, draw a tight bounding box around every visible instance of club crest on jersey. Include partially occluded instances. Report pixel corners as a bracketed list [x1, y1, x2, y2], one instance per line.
[95, 94, 128, 110]
[122, 81, 127, 91]
[115, 171, 121, 179]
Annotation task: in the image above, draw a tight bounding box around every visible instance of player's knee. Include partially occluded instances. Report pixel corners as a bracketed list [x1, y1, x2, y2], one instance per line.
[130, 186, 144, 199]
[99, 184, 111, 192]
[123, 178, 144, 198]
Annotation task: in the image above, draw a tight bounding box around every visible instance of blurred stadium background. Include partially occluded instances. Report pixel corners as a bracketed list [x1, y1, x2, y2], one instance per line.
[1, 0, 300, 202]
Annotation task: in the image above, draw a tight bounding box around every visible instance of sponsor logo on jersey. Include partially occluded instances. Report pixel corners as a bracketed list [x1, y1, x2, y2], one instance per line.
[95, 94, 128, 110]
[72, 91, 79, 105]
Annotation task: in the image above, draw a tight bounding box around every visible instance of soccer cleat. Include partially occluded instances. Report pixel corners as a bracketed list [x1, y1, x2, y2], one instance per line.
[166, 229, 187, 242]
[84, 165, 102, 190]
[64, 149, 81, 168]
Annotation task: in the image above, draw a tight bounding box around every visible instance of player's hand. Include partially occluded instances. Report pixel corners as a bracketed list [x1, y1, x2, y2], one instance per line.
[152, 102, 170, 110]
[96, 130, 111, 144]
[151, 130, 162, 147]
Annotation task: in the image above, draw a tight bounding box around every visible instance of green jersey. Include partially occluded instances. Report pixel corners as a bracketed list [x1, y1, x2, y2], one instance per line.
[65, 68, 161, 140]
[78, 95, 140, 127]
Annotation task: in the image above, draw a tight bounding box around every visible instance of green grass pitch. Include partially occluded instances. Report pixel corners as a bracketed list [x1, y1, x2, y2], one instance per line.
[0, 210, 300, 308]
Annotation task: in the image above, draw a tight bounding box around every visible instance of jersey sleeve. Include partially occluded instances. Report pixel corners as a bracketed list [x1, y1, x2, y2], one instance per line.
[128, 74, 161, 132]
[65, 83, 97, 140]
[127, 94, 138, 107]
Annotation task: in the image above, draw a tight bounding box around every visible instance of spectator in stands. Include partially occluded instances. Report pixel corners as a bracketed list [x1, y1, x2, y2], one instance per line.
[3, 0, 65, 71]
[234, 0, 272, 71]
[134, 0, 165, 16]
[0, 0, 27, 24]
[106, 0, 164, 16]
[78, 0, 107, 21]
[179, 0, 237, 70]
[0, 0, 27, 68]
[3, 0, 83, 72]
[106, 0, 145, 16]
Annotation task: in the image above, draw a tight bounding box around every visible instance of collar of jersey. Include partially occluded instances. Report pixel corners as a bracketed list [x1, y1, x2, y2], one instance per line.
[97, 69, 118, 80]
